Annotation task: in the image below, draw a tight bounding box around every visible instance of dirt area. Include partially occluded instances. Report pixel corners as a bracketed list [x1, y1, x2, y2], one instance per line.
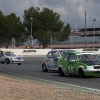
[0, 75, 100, 100]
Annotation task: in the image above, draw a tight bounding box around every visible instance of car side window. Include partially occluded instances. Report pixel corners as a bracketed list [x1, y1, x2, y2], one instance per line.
[47, 52, 52, 58]
[64, 54, 69, 61]
[52, 51, 60, 58]
[0, 51, 3, 56]
[68, 54, 76, 61]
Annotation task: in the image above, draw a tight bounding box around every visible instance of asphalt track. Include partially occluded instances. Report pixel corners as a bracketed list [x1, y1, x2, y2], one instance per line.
[0, 57, 100, 90]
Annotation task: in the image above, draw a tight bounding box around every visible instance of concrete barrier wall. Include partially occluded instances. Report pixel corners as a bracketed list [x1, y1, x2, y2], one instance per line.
[72, 49, 100, 54]
[0, 49, 52, 56]
[0, 48, 100, 56]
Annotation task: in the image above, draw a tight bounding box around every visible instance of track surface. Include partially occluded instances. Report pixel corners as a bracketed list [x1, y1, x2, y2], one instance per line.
[0, 57, 100, 90]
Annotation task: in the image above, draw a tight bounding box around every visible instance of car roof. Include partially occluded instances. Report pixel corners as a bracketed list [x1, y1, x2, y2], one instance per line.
[51, 49, 75, 52]
[2, 50, 11, 52]
[51, 50, 95, 56]
[77, 52, 95, 55]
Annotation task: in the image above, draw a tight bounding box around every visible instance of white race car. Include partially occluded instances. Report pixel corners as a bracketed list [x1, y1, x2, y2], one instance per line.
[0, 50, 24, 65]
[42, 49, 75, 72]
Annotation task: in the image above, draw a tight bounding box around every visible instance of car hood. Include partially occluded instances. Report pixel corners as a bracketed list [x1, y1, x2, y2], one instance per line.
[81, 61, 100, 66]
[6, 55, 22, 59]
[13, 56, 22, 59]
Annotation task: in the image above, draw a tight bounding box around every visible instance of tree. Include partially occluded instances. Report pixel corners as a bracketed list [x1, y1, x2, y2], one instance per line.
[0, 7, 71, 48]
[23, 7, 65, 48]
[37, 7, 64, 48]
[0, 13, 26, 46]
[0, 11, 5, 47]
[23, 7, 40, 37]
[57, 23, 71, 42]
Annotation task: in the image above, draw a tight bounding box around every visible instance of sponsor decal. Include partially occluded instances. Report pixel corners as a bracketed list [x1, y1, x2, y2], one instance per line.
[44, 59, 49, 63]
[68, 65, 73, 73]
[23, 49, 36, 53]
[68, 63, 73, 72]
[83, 48, 98, 51]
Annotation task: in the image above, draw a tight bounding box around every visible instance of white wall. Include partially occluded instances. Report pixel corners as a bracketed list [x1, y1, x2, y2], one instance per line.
[0, 49, 51, 56]
[0, 48, 100, 56]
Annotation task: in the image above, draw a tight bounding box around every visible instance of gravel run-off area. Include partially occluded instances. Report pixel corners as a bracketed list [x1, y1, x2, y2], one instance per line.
[0, 75, 100, 100]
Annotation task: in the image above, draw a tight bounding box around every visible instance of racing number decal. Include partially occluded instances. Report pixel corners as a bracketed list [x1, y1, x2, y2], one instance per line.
[68, 64, 73, 73]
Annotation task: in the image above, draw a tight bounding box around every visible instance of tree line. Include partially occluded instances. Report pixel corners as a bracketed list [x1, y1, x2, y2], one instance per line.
[0, 7, 71, 48]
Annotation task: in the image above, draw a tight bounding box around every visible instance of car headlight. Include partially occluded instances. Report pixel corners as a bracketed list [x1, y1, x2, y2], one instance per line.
[86, 66, 93, 69]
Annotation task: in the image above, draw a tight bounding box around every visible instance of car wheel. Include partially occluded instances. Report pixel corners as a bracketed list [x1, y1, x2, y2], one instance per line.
[78, 68, 84, 78]
[5, 59, 10, 64]
[58, 67, 64, 76]
[1, 62, 4, 64]
[42, 64, 48, 72]
[18, 63, 21, 65]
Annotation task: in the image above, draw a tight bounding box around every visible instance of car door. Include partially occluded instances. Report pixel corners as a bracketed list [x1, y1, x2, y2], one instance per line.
[68, 54, 78, 74]
[46, 51, 54, 69]
[51, 51, 60, 70]
[46, 51, 60, 70]
[61, 53, 70, 73]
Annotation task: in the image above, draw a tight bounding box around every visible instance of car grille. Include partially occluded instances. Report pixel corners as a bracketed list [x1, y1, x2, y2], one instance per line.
[93, 66, 100, 69]
[95, 71, 100, 74]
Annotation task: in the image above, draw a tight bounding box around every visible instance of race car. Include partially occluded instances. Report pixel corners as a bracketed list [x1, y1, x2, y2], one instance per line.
[0, 50, 24, 65]
[58, 51, 100, 77]
[42, 49, 75, 72]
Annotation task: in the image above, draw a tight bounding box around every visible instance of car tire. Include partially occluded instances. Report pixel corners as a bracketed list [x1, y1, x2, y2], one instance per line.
[58, 67, 64, 76]
[5, 59, 10, 64]
[18, 63, 21, 65]
[42, 64, 48, 72]
[78, 68, 85, 78]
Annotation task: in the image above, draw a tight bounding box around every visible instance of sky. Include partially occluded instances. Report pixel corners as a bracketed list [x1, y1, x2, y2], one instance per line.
[0, 0, 100, 29]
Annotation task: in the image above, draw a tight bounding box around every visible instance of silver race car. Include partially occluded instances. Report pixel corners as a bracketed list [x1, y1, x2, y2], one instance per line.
[0, 50, 24, 65]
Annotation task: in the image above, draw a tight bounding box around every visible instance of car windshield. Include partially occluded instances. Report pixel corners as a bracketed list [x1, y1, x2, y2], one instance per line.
[4, 52, 15, 56]
[78, 54, 100, 62]
[55, 50, 70, 56]
[60, 50, 76, 56]
[53, 51, 61, 58]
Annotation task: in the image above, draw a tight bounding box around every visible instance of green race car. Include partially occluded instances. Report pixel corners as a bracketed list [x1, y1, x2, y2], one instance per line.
[58, 51, 100, 77]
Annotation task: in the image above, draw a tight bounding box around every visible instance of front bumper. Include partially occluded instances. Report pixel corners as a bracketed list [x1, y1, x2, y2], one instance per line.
[10, 59, 24, 64]
[84, 69, 100, 76]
